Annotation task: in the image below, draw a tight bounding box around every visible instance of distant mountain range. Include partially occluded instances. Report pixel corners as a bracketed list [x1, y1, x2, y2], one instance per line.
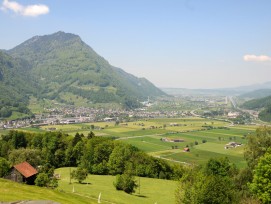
[0, 31, 166, 118]
[162, 82, 271, 97]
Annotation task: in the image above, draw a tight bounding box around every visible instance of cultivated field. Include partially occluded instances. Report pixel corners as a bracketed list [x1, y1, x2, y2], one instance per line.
[0, 117, 259, 168]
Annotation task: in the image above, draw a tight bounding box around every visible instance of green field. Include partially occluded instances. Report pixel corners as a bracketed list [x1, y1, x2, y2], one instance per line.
[55, 167, 177, 204]
[0, 178, 96, 204]
[0, 168, 177, 204]
[0, 118, 260, 168]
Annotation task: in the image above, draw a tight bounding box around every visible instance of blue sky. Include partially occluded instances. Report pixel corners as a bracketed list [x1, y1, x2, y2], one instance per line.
[1, 0, 271, 89]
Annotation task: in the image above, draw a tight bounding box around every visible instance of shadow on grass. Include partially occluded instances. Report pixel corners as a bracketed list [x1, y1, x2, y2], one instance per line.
[134, 194, 147, 198]
[73, 182, 92, 185]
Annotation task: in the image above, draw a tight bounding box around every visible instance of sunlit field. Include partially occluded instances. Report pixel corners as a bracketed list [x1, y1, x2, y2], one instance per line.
[0, 117, 259, 168]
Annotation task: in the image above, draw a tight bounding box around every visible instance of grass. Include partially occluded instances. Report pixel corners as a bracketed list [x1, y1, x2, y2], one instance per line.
[0, 178, 96, 204]
[55, 167, 177, 204]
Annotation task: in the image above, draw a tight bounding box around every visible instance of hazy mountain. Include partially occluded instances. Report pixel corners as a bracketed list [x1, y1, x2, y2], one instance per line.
[161, 88, 241, 96]
[238, 89, 271, 99]
[162, 81, 271, 97]
[8, 31, 165, 108]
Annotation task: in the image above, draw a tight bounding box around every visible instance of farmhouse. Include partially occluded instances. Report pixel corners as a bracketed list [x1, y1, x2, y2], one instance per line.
[183, 147, 190, 152]
[7, 162, 38, 185]
[224, 142, 242, 149]
[161, 138, 185, 142]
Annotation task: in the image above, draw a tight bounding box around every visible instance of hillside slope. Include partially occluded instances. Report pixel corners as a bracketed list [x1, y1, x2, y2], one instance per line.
[8, 31, 166, 108]
[241, 95, 271, 122]
[0, 51, 36, 118]
[239, 89, 271, 99]
[0, 178, 95, 204]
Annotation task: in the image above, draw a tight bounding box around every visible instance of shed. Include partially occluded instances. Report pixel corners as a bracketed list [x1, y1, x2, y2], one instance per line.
[9, 162, 38, 184]
[183, 147, 190, 152]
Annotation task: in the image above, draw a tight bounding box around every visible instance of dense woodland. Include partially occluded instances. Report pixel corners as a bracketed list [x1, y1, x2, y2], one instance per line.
[1, 127, 271, 203]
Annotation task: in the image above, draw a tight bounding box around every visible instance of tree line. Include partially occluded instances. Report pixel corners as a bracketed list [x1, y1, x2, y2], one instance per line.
[0, 130, 183, 187]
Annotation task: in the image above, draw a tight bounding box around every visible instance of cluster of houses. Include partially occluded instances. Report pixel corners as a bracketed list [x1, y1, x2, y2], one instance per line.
[0, 105, 194, 129]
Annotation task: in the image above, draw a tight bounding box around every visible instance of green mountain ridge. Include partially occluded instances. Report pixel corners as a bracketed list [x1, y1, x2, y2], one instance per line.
[2, 31, 165, 114]
[241, 95, 271, 122]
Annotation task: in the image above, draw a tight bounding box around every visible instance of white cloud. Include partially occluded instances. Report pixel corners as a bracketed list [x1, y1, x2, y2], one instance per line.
[243, 54, 271, 62]
[1, 0, 49, 17]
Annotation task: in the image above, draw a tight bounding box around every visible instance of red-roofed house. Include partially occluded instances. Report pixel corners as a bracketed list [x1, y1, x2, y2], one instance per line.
[9, 162, 38, 184]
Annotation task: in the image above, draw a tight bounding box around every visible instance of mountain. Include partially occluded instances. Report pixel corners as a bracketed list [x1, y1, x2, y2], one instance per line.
[7, 31, 165, 109]
[162, 81, 271, 97]
[241, 95, 271, 110]
[0, 51, 35, 118]
[161, 88, 241, 96]
[238, 89, 271, 99]
[241, 95, 271, 122]
[234, 81, 271, 92]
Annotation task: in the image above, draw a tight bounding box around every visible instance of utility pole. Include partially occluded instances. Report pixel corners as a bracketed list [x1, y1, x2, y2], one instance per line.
[69, 167, 71, 184]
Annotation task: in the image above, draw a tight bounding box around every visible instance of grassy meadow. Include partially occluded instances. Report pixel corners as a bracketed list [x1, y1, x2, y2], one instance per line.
[55, 167, 177, 204]
[0, 178, 96, 204]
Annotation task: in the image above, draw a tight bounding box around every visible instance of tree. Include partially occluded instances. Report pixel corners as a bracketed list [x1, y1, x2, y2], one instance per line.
[35, 173, 50, 187]
[71, 167, 88, 183]
[10, 130, 27, 149]
[72, 132, 83, 146]
[114, 172, 137, 194]
[204, 157, 237, 177]
[8, 148, 42, 167]
[108, 143, 138, 175]
[244, 127, 271, 168]
[176, 158, 239, 204]
[87, 131, 95, 139]
[0, 157, 10, 177]
[249, 152, 271, 204]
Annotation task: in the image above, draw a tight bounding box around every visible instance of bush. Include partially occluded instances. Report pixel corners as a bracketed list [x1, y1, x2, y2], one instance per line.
[0, 157, 10, 177]
[71, 167, 88, 183]
[35, 173, 50, 187]
[114, 173, 137, 194]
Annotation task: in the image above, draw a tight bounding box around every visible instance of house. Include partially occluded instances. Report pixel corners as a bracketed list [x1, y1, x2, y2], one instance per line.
[8, 162, 38, 185]
[183, 147, 190, 152]
[224, 142, 242, 149]
[161, 138, 185, 143]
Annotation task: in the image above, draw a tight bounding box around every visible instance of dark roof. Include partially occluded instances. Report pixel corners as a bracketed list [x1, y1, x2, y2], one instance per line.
[14, 162, 38, 178]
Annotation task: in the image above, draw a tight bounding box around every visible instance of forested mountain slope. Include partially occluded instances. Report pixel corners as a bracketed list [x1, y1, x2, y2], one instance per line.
[241, 95, 271, 122]
[0, 51, 36, 118]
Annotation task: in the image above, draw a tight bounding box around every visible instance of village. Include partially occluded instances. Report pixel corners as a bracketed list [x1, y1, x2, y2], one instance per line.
[0, 105, 193, 129]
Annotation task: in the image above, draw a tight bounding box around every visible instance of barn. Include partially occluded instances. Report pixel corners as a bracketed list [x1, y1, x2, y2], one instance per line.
[8, 162, 38, 185]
